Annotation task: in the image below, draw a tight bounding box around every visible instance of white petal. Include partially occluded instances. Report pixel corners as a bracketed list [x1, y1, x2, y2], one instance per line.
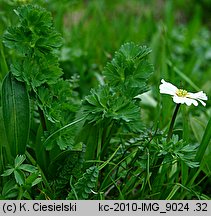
[159, 79, 178, 96]
[173, 96, 198, 106]
[188, 91, 208, 100]
[173, 95, 186, 104]
[184, 98, 198, 106]
[196, 98, 206, 106]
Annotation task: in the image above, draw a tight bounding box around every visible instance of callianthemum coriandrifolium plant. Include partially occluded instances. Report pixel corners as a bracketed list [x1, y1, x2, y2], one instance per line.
[103, 42, 153, 98]
[2, 4, 82, 193]
[81, 42, 154, 162]
[3, 4, 81, 153]
[83, 42, 153, 128]
[160, 79, 208, 106]
[159, 79, 208, 141]
[1, 1, 210, 200]
[3, 4, 63, 89]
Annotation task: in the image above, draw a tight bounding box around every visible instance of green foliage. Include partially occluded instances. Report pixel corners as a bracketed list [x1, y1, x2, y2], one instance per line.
[0, 107, 8, 173]
[81, 43, 153, 163]
[83, 85, 140, 126]
[0, 180, 18, 200]
[37, 78, 81, 151]
[158, 135, 199, 168]
[103, 42, 152, 98]
[51, 148, 85, 199]
[37, 77, 80, 124]
[1, 155, 42, 199]
[67, 166, 99, 200]
[0, 1, 210, 200]
[1, 155, 41, 186]
[3, 4, 63, 89]
[3, 4, 62, 55]
[83, 42, 153, 131]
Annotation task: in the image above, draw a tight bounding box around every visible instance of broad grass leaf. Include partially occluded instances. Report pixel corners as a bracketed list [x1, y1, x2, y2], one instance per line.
[2, 73, 30, 157]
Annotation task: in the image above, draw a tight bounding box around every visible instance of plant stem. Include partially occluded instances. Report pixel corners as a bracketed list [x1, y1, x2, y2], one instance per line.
[38, 107, 47, 131]
[167, 103, 181, 142]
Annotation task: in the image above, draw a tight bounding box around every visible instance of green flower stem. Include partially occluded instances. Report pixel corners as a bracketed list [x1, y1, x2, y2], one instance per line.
[167, 103, 181, 142]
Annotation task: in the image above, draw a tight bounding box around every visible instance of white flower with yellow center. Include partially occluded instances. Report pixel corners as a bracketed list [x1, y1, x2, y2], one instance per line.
[159, 79, 208, 106]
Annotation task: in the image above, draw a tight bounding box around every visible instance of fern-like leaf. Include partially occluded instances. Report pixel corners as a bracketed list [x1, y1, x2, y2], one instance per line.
[82, 43, 153, 130]
[103, 42, 153, 97]
[51, 147, 85, 199]
[67, 166, 99, 200]
[3, 5, 62, 56]
[3, 4, 63, 89]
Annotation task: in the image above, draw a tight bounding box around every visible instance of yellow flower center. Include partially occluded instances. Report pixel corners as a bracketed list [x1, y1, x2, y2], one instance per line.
[176, 89, 188, 97]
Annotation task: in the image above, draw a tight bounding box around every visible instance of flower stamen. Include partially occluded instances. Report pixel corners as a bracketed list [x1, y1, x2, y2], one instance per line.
[176, 89, 188, 97]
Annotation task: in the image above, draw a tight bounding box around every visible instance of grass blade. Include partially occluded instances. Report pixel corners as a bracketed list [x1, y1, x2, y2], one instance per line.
[166, 184, 180, 200]
[195, 116, 211, 163]
[188, 116, 211, 187]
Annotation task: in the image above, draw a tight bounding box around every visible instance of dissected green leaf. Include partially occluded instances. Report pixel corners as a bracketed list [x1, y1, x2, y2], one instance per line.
[11, 54, 63, 89]
[103, 42, 153, 97]
[3, 4, 63, 89]
[1, 154, 41, 190]
[83, 85, 141, 127]
[83, 42, 153, 133]
[158, 135, 199, 168]
[37, 79, 80, 124]
[37, 79, 81, 151]
[3, 5, 62, 56]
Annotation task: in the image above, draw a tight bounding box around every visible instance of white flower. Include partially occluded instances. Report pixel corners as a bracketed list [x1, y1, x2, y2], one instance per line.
[159, 79, 208, 106]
